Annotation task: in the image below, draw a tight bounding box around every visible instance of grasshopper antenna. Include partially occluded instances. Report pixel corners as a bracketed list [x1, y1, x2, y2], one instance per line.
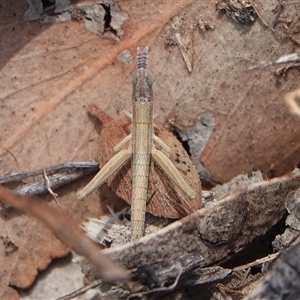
[137, 47, 148, 71]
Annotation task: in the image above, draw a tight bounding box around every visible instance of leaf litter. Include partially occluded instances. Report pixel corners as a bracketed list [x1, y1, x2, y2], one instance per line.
[1, 0, 300, 299]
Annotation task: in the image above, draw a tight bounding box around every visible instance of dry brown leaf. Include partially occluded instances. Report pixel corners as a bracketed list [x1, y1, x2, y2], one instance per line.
[0, 202, 69, 298]
[88, 103, 201, 218]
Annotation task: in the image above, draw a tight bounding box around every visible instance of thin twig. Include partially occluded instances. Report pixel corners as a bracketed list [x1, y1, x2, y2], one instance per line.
[0, 160, 99, 196]
[174, 33, 192, 72]
[0, 147, 20, 170]
[245, 243, 300, 300]
[56, 279, 102, 300]
[43, 168, 61, 207]
[248, 53, 300, 70]
[127, 267, 183, 299]
[233, 253, 278, 272]
[0, 161, 98, 183]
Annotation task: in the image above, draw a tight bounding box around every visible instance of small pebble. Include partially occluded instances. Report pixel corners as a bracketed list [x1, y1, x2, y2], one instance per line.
[117, 49, 133, 64]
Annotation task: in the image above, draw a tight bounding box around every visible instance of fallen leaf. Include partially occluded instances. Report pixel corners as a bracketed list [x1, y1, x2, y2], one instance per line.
[0, 203, 69, 296]
[88, 103, 202, 218]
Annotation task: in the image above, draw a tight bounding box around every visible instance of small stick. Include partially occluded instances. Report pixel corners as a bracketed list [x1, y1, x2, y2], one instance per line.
[127, 267, 184, 299]
[0, 161, 98, 196]
[56, 279, 102, 300]
[43, 168, 61, 207]
[174, 33, 192, 72]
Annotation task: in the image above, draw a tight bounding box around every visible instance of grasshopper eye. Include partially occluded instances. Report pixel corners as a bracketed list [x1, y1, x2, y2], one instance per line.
[146, 74, 153, 87]
[132, 74, 138, 86]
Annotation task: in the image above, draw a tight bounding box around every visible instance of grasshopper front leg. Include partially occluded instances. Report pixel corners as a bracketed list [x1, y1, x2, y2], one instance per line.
[77, 148, 132, 200]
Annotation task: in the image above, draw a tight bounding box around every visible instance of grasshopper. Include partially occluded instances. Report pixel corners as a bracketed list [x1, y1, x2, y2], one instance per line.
[77, 47, 196, 240]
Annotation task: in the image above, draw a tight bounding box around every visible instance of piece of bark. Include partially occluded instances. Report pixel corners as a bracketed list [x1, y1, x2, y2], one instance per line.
[88, 103, 202, 219]
[273, 187, 300, 252]
[78, 169, 300, 298]
[245, 241, 300, 300]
